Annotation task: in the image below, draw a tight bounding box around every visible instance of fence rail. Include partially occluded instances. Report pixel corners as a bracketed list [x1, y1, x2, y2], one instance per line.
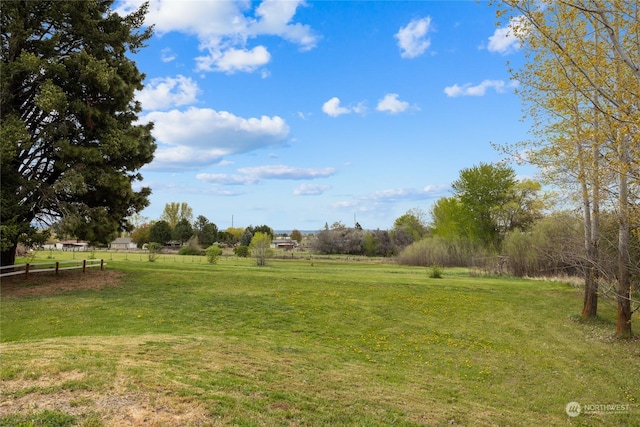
[0, 259, 105, 279]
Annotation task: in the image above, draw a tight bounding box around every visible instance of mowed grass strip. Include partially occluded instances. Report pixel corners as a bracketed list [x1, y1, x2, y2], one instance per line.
[1, 255, 639, 426]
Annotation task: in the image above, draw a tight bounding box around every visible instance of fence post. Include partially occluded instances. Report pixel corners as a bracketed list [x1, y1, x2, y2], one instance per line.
[25, 263, 30, 279]
[55, 261, 60, 275]
[83, 259, 86, 273]
[100, 259, 104, 270]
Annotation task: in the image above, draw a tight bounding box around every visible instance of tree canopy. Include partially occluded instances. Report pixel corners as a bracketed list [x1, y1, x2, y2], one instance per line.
[0, 0, 156, 265]
[495, 0, 640, 335]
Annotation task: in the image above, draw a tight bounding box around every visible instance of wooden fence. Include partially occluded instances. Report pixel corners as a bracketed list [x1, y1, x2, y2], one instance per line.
[0, 259, 105, 279]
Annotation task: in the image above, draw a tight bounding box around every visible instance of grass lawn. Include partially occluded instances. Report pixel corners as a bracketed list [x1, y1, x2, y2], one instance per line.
[1, 251, 639, 426]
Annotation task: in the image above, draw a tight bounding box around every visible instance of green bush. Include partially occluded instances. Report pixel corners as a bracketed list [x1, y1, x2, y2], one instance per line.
[234, 245, 249, 257]
[206, 244, 222, 264]
[178, 236, 204, 256]
[429, 265, 443, 279]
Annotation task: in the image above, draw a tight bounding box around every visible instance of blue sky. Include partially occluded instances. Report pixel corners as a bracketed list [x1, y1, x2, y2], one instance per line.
[115, 0, 531, 231]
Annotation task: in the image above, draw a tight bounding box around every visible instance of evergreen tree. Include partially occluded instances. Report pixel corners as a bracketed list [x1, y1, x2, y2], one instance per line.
[0, 1, 155, 265]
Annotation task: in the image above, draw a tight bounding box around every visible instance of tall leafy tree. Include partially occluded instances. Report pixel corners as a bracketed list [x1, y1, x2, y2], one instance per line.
[149, 220, 171, 245]
[250, 232, 273, 267]
[430, 197, 474, 241]
[194, 215, 218, 247]
[496, 0, 639, 335]
[290, 229, 303, 243]
[172, 218, 194, 245]
[130, 222, 151, 248]
[451, 163, 517, 250]
[393, 209, 428, 243]
[239, 229, 254, 247]
[0, 0, 155, 265]
[160, 202, 193, 229]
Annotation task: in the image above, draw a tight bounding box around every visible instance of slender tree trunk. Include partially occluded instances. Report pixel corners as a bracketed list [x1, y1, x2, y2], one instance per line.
[580, 169, 599, 318]
[582, 244, 599, 317]
[616, 147, 632, 336]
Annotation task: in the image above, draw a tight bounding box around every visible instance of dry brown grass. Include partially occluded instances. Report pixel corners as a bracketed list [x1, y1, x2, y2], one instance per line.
[1, 270, 124, 298]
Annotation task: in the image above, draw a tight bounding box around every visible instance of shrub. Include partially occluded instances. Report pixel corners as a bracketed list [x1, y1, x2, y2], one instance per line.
[178, 237, 204, 256]
[147, 242, 163, 262]
[429, 265, 443, 279]
[206, 244, 222, 264]
[250, 232, 273, 267]
[234, 245, 249, 257]
[397, 236, 482, 267]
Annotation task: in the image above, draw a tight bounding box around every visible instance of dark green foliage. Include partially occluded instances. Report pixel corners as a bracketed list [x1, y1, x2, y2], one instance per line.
[247, 224, 274, 239]
[194, 216, 218, 247]
[149, 221, 172, 245]
[218, 231, 236, 246]
[239, 229, 254, 247]
[0, 1, 155, 265]
[234, 245, 249, 257]
[173, 218, 194, 244]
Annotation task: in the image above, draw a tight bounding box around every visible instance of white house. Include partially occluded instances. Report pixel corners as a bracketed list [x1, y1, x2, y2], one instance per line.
[109, 237, 137, 250]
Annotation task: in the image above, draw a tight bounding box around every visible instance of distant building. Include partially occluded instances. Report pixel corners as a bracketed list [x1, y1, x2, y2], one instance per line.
[271, 238, 297, 250]
[109, 237, 137, 250]
[60, 240, 90, 251]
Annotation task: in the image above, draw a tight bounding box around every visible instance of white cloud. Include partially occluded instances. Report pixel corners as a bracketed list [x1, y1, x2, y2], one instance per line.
[160, 47, 176, 63]
[116, 0, 317, 74]
[293, 183, 331, 196]
[195, 173, 258, 186]
[136, 75, 200, 110]
[197, 46, 271, 74]
[376, 93, 410, 114]
[237, 165, 337, 180]
[444, 80, 518, 97]
[363, 185, 449, 202]
[395, 16, 433, 59]
[139, 107, 290, 169]
[251, 0, 317, 50]
[487, 16, 526, 55]
[197, 165, 336, 186]
[322, 97, 351, 117]
[332, 185, 449, 211]
[322, 97, 366, 117]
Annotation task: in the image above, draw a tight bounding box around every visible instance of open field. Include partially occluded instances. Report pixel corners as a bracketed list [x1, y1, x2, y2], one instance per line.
[1, 252, 639, 426]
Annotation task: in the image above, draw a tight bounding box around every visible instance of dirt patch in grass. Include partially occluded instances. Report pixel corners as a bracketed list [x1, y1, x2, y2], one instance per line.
[1, 269, 124, 298]
[0, 336, 214, 426]
[0, 388, 212, 426]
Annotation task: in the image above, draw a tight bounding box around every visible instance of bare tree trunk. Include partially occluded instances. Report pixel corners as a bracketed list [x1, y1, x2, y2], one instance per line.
[580, 161, 599, 318]
[616, 146, 632, 336]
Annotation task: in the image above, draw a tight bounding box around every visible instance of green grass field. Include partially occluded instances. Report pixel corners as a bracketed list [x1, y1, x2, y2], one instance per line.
[1, 251, 639, 426]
